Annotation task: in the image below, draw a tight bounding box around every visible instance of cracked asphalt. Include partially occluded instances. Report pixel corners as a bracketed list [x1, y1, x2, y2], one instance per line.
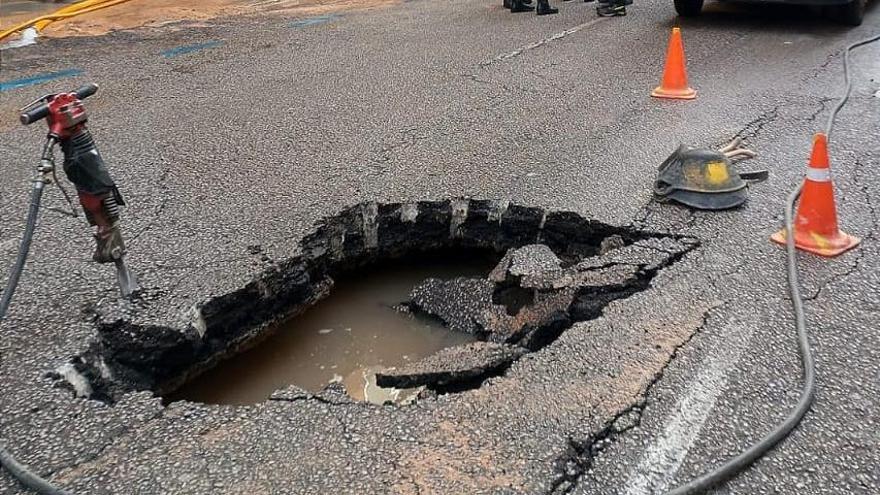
[1, 0, 878, 493]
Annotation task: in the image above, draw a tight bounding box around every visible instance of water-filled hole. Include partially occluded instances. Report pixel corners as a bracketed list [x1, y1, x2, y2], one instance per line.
[166, 251, 499, 405]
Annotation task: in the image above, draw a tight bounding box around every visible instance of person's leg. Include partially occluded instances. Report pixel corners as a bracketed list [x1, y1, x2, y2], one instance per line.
[505, 0, 533, 8]
[510, 0, 535, 12]
[536, 0, 559, 15]
[597, 0, 631, 16]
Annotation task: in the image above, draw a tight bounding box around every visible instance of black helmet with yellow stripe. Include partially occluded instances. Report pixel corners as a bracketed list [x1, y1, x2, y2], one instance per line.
[654, 145, 766, 210]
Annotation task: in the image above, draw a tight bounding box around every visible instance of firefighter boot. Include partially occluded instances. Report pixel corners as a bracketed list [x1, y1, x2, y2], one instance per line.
[536, 0, 558, 14]
[510, 0, 535, 12]
[597, 0, 627, 16]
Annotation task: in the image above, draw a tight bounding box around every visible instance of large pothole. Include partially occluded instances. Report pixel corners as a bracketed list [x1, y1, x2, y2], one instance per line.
[54, 200, 697, 404]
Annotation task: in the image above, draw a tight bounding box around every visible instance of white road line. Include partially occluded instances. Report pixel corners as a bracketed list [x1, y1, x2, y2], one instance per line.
[486, 17, 607, 65]
[623, 321, 753, 495]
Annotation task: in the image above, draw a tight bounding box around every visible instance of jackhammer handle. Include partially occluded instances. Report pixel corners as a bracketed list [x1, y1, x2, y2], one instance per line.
[76, 83, 99, 100]
[19, 83, 99, 125]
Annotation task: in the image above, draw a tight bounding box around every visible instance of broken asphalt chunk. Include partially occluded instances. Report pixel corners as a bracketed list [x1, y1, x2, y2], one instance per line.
[375, 342, 526, 389]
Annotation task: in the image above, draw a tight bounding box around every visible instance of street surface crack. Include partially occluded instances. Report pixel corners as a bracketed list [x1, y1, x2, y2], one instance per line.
[802, 47, 846, 83]
[268, 393, 359, 408]
[734, 106, 781, 141]
[483, 17, 607, 67]
[546, 303, 722, 494]
[807, 97, 835, 123]
[127, 149, 172, 246]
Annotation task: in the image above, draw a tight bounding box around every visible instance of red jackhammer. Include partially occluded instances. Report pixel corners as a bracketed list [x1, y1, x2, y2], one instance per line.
[16, 83, 138, 298]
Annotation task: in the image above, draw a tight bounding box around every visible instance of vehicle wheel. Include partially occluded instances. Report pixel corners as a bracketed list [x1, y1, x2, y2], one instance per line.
[831, 0, 866, 26]
[674, 0, 704, 16]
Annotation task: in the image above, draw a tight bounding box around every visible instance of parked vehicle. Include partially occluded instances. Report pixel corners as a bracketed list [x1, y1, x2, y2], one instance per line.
[674, 0, 869, 26]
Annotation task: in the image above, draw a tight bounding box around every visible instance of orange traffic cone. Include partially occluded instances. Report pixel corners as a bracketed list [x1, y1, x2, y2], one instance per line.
[652, 28, 696, 100]
[771, 133, 861, 257]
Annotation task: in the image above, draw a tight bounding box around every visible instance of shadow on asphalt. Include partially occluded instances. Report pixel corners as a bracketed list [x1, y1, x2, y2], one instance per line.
[658, 1, 877, 35]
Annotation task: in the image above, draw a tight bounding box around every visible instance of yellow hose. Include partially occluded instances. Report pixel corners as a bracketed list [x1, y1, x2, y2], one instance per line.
[0, 0, 132, 42]
[32, 0, 116, 31]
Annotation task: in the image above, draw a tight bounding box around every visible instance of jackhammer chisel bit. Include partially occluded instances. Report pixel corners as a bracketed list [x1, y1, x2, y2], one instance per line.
[115, 258, 139, 299]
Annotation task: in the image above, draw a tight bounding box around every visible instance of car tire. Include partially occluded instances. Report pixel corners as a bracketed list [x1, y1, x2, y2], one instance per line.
[831, 0, 866, 26]
[674, 0, 704, 16]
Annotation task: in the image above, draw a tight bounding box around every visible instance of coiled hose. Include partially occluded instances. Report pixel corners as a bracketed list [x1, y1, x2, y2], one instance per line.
[667, 31, 880, 495]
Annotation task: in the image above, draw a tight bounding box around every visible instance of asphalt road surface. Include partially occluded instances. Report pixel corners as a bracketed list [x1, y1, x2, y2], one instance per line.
[1, 0, 878, 494]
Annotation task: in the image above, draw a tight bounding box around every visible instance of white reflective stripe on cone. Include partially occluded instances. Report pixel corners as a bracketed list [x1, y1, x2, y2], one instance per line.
[805, 168, 831, 182]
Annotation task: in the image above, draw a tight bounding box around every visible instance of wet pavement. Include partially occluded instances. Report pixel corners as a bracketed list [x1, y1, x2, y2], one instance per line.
[0, 1, 879, 494]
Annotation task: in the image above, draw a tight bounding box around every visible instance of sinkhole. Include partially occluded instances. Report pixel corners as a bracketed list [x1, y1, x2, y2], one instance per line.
[58, 200, 697, 405]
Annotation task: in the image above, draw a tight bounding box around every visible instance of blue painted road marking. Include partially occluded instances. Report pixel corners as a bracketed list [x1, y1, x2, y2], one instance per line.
[289, 14, 340, 29]
[161, 41, 223, 58]
[0, 68, 84, 92]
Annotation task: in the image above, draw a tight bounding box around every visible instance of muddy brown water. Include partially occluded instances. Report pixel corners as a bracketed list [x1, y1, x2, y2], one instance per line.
[169, 253, 498, 406]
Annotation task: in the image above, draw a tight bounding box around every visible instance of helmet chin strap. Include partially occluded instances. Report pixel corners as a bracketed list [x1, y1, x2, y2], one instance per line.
[718, 137, 757, 162]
